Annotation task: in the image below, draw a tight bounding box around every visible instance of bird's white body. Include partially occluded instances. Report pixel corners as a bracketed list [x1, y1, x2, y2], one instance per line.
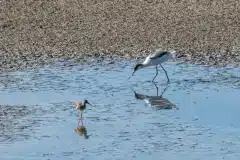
[131, 49, 176, 82]
[142, 50, 175, 67]
[142, 52, 170, 67]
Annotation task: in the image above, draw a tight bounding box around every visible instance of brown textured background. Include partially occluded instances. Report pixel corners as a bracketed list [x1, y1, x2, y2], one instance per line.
[1, 0, 240, 71]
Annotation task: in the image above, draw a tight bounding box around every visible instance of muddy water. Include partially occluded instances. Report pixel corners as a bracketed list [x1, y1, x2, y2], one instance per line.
[0, 60, 240, 160]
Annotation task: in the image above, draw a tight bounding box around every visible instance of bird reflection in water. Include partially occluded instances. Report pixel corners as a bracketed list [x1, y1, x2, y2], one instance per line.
[132, 83, 178, 110]
[74, 118, 90, 139]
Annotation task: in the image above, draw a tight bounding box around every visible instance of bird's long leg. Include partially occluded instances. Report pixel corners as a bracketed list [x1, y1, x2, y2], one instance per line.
[78, 119, 82, 126]
[152, 65, 159, 82]
[80, 112, 83, 120]
[152, 82, 159, 96]
[80, 119, 84, 126]
[160, 64, 170, 83]
[160, 83, 169, 97]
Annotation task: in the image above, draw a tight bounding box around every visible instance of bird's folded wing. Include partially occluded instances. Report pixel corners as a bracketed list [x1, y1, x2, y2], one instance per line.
[149, 51, 168, 59]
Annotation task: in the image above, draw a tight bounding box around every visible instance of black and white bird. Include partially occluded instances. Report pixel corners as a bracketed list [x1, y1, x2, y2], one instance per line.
[131, 49, 176, 83]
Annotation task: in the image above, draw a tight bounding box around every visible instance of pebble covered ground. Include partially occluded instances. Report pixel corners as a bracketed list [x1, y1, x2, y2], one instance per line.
[1, 0, 240, 72]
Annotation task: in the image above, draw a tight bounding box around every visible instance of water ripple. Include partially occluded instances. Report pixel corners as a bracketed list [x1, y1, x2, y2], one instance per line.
[0, 61, 240, 159]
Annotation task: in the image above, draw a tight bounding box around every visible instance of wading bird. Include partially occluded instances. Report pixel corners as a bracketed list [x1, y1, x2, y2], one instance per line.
[131, 49, 176, 83]
[73, 100, 92, 119]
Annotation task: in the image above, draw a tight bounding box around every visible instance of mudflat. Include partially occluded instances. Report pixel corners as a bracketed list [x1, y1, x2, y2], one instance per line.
[1, 0, 240, 72]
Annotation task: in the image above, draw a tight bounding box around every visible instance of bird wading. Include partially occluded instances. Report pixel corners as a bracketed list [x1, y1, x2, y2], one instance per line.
[73, 100, 92, 119]
[131, 49, 176, 83]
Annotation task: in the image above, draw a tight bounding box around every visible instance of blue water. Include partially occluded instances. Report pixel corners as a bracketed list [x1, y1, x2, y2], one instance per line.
[0, 60, 240, 160]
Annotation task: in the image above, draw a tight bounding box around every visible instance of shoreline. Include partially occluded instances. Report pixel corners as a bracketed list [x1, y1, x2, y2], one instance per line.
[0, 54, 238, 73]
[1, 0, 240, 72]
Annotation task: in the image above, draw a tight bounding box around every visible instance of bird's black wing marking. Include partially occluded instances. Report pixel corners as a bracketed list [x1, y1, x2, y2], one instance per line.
[149, 51, 169, 60]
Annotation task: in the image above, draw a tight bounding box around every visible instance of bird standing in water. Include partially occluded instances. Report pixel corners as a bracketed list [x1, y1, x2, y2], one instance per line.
[73, 100, 92, 119]
[131, 49, 176, 83]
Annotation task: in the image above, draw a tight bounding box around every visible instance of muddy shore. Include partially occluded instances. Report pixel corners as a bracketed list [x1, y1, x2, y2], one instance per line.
[1, 0, 240, 72]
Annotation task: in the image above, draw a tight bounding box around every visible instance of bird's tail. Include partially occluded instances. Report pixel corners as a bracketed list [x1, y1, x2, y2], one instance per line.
[169, 50, 177, 60]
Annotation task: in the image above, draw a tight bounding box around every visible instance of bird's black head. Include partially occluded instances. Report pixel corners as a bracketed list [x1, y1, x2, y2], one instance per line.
[132, 63, 143, 76]
[84, 99, 92, 106]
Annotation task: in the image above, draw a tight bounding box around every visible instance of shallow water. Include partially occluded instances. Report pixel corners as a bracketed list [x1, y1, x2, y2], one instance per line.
[0, 60, 240, 160]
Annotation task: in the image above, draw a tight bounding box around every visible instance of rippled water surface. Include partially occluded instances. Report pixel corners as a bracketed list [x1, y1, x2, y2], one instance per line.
[0, 60, 240, 160]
